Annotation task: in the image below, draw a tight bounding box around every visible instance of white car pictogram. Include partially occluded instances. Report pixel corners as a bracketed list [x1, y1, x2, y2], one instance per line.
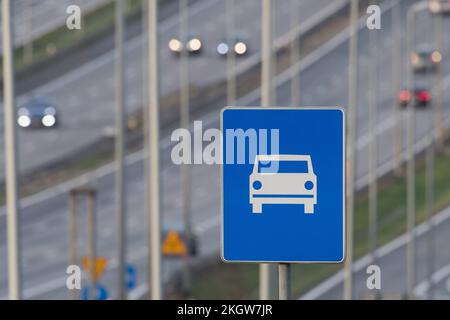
[249, 154, 317, 214]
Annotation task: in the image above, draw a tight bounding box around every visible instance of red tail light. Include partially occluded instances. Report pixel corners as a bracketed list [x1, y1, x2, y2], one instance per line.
[398, 90, 411, 102]
[416, 90, 431, 102]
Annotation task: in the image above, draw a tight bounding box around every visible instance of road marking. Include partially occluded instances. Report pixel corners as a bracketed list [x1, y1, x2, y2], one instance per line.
[414, 263, 450, 298]
[30, 0, 221, 97]
[301, 206, 450, 300]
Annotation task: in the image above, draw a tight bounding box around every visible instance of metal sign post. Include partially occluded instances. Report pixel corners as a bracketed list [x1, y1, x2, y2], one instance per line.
[68, 187, 98, 300]
[68, 190, 78, 300]
[278, 264, 291, 300]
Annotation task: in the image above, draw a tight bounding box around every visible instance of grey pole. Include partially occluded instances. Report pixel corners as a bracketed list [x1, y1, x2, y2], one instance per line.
[368, 18, 378, 266]
[426, 13, 442, 300]
[24, 0, 33, 65]
[2, 0, 22, 300]
[179, 0, 192, 295]
[405, 1, 427, 299]
[147, 0, 162, 300]
[68, 191, 78, 300]
[290, 0, 300, 106]
[226, 0, 237, 106]
[343, 0, 359, 301]
[392, 0, 402, 176]
[87, 190, 97, 301]
[114, 0, 127, 300]
[260, 0, 277, 300]
[425, 101, 435, 300]
[434, 15, 444, 149]
[278, 263, 291, 300]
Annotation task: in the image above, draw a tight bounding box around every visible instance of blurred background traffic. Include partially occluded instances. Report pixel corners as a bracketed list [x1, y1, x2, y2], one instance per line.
[1, 0, 450, 300]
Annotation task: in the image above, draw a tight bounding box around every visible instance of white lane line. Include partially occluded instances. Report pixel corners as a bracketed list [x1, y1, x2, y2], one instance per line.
[301, 206, 450, 300]
[30, 0, 221, 97]
[414, 264, 450, 298]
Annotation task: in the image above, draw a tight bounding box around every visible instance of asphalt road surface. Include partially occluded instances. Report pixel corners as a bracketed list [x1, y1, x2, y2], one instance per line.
[1, 0, 450, 299]
[0, 0, 108, 50]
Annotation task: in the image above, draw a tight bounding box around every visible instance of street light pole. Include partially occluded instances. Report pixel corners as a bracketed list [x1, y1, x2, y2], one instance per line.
[2, 0, 22, 300]
[405, 1, 427, 299]
[434, 14, 444, 149]
[114, 0, 127, 300]
[24, 0, 33, 65]
[426, 12, 443, 300]
[226, 0, 237, 106]
[260, 0, 277, 300]
[147, 0, 162, 300]
[368, 22, 378, 267]
[392, 1, 402, 176]
[179, 0, 193, 295]
[343, 0, 359, 301]
[290, 0, 300, 106]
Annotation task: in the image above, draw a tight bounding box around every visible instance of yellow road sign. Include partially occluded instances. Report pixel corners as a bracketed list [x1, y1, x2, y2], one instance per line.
[162, 230, 187, 256]
[81, 257, 108, 281]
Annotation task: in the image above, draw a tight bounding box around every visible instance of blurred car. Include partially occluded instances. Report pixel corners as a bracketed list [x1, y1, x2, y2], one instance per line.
[428, 0, 450, 14]
[168, 35, 203, 55]
[397, 86, 432, 109]
[216, 34, 249, 57]
[17, 97, 58, 129]
[411, 46, 442, 73]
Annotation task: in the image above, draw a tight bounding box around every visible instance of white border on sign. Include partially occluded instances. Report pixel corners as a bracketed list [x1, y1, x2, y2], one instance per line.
[220, 106, 346, 264]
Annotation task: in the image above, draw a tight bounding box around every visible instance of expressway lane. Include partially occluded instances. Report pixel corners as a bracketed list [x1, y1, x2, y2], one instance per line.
[302, 205, 450, 300]
[1, 0, 449, 299]
[0, 0, 109, 50]
[0, 0, 340, 180]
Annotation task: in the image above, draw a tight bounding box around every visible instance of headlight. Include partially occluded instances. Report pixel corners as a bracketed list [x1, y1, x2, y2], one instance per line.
[217, 43, 229, 55]
[42, 114, 56, 127]
[18, 115, 31, 128]
[168, 39, 183, 53]
[431, 50, 442, 64]
[411, 53, 419, 65]
[187, 38, 202, 52]
[429, 2, 440, 13]
[234, 42, 247, 55]
[252, 180, 262, 190]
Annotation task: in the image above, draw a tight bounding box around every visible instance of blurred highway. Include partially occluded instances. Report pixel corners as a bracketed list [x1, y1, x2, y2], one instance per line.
[302, 205, 450, 299]
[0, 0, 342, 179]
[1, 0, 449, 299]
[0, 0, 108, 50]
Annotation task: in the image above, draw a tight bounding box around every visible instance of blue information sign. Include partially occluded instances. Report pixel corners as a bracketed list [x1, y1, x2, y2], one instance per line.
[221, 107, 345, 263]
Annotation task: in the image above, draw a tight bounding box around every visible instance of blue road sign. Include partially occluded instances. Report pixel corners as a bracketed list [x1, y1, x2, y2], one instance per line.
[125, 264, 137, 290]
[82, 283, 109, 300]
[221, 107, 345, 263]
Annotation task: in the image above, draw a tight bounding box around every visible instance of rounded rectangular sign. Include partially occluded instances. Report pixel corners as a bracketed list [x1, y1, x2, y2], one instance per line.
[221, 107, 346, 263]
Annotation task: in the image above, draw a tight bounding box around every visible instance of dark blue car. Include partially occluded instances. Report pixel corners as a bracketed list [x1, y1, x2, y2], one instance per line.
[17, 97, 58, 129]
